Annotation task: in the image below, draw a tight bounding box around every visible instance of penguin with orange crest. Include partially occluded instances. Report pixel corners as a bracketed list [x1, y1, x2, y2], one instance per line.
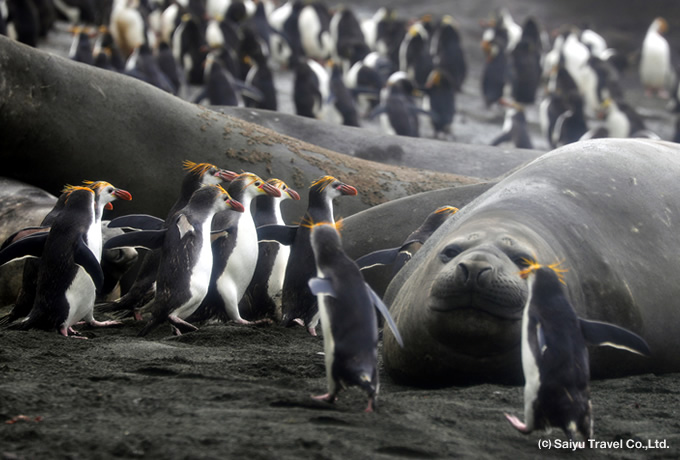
[257, 176, 357, 335]
[99, 161, 236, 320]
[307, 222, 403, 412]
[505, 260, 651, 440]
[0, 180, 131, 328]
[104, 184, 244, 336]
[0, 187, 118, 337]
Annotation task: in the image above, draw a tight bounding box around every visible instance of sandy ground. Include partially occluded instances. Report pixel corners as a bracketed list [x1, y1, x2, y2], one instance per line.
[2, 1, 680, 459]
[1, 314, 679, 460]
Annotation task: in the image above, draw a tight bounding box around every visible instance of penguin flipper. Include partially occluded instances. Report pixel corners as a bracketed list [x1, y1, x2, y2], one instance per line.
[579, 318, 652, 356]
[490, 130, 512, 146]
[75, 236, 105, 292]
[365, 283, 404, 348]
[1, 226, 50, 250]
[257, 224, 298, 245]
[108, 214, 165, 231]
[0, 232, 49, 266]
[308, 277, 334, 296]
[104, 229, 167, 251]
[367, 104, 387, 120]
[355, 248, 401, 270]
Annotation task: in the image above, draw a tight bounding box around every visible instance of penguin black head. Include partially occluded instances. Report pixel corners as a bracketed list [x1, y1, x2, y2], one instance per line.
[309, 221, 344, 267]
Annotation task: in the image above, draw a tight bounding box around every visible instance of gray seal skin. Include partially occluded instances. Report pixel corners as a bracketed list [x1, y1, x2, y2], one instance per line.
[383, 139, 680, 386]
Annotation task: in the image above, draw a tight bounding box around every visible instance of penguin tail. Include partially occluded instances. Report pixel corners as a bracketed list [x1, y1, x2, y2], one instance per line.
[0, 311, 15, 327]
[137, 316, 164, 337]
[95, 289, 155, 319]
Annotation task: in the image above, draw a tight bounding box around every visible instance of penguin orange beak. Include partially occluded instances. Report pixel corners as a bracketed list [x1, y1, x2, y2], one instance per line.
[261, 182, 282, 197]
[114, 189, 132, 201]
[338, 184, 358, 196]
[227, 198, 245, 213]
[217, 169, 239, 181]
[287, 189, 301, 201]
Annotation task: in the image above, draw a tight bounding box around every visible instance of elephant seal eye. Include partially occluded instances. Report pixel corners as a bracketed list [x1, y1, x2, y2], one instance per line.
[440, 244, 462, 263]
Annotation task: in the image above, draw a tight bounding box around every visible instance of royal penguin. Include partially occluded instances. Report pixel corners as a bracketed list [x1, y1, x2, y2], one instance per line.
[240, 179, 300, 321]
[370, 71, 428, 138]
[190, 173, 281, 325]
[490, 101, 534, 149]
[640, 17, 674, 97]
[307, 222, 403, 412]
[297, 1, 332, 60]
[423, 68, 456, 139]
[399, 21, 432, 89]
[329, 5, 369, 70]
[327, 62, 360, 127]
[481, 29, 511, 108]
[172, 11, 208, 85]
[597, 97, 648, 138]
[126, 43, 177, 94]
[93, 25, 126, 72]
[293, 57, 329, 119]
[243, 35, 278, 110]
[99, 161, 237, 319]
[5, 0, 40, 47]
[343, 51, 389, 116]
[0, 187, 117, 337]
[510, 17, 542, 105]
[109, 0, 146, 58]
[105, 185, 244, 336]
[505, 261, 650, 440]
[0, 181, 131, 326]
[430, 15, 466, 93]
[68, 25, 94, 65]
[356, 205, 458, 276]
[257, 176, 357, 335]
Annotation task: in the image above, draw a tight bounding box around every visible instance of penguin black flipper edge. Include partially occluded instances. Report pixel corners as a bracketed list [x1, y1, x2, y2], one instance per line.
[579, 318, 651, 356]
[104, 229, 167, 251]
[0, 232, 49, 266]
[0, 226, 51, 250]
[355, 247, 401, 270]
[75, 236, 105, 292]
[257, 224, 298, 245]
[108, 214, 165, 231]
[366, 283, 404, 348]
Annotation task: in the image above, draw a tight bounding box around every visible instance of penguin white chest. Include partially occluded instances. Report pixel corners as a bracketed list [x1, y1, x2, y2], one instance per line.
[221, 214, 259, 299]
[63, 267, 97, 328]
[86, 222, 103, 262]
[268, 244, 290, 302]
[317, 291, 336, 389]
[521, 290, 540, 430]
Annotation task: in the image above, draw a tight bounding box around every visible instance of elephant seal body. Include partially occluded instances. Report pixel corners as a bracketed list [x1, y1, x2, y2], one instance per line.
[383, 139, 680, 386]
[0, 178, 58, 307]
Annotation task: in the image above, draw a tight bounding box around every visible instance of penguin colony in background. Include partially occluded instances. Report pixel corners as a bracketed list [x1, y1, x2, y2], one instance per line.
[0, 0, 658, 426]
[11, 1, 680, 147]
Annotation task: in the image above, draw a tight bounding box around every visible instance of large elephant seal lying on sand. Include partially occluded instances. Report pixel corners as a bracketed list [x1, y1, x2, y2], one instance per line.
[383, 139, 680, 386]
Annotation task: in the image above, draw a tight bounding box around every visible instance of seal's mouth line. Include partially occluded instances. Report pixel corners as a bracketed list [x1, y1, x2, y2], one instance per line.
[428, 297, 523, 321]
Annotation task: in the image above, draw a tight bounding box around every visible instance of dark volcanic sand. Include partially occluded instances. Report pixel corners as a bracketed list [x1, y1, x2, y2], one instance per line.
[0, 314, 678, 460]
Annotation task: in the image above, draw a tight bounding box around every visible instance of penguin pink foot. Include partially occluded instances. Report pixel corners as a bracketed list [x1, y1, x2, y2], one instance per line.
[504, 413, 530, 433]
[168, 315, 199, 335]
[88, 319, 122, 327]
[61, 327, 88, 339]
[292, 318, 317, 336]
[311, 393, 337, 404]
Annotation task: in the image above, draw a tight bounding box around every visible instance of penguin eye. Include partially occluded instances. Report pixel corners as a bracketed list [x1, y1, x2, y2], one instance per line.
[255, 181, 262, 187]
[439, 244, 462, 263]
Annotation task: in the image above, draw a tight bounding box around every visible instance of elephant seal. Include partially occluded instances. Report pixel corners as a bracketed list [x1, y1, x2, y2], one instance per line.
[383, 139, 680, 386]
[0, 178, 58, 307]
